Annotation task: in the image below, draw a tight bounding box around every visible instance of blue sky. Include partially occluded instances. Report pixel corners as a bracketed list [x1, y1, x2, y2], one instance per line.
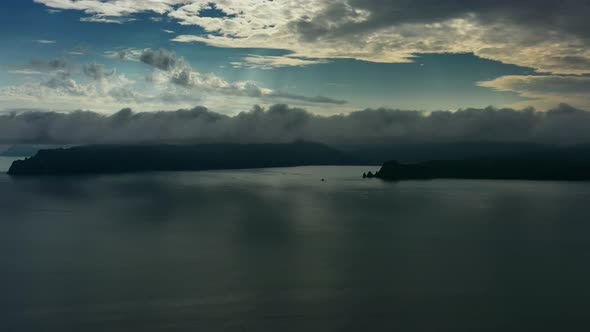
[0, 0, 588, 114]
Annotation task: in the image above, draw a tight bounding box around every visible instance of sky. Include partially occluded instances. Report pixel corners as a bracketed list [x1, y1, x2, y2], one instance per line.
[1, 0, 589, 117]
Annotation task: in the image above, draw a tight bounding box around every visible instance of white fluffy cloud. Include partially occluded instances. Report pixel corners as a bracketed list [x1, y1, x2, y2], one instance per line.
[137, 49, 346, 104]
[0, 50, 346, 113]
[34, 0, 186, 21]
[0, 68, 147, 108]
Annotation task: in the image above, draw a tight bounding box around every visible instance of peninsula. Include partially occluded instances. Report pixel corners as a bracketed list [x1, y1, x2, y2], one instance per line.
[7, 142, 363, 175]
[367, 147, 590, 181]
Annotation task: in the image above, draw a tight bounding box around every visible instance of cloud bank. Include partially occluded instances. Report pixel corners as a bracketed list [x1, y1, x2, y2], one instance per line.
[2, 104, 590, 145]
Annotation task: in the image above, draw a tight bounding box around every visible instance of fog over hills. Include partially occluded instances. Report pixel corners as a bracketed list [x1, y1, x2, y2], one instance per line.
[2, 104, 590, 145]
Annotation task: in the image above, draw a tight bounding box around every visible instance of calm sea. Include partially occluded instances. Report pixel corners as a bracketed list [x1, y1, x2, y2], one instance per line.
[0, 156, 20, 173]
[2, 161, 590, 331]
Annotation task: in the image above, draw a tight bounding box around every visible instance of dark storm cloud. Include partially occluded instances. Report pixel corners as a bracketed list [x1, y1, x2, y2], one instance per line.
[1, 104, 590, 145]
[292, 0, 590, 42]
[82, 62, 115, 80]
[266, 92, 347, 105]
[139, 49, 177, 71]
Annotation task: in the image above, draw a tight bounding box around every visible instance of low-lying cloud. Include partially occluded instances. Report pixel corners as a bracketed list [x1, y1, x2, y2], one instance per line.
[2, 104, 590, 145]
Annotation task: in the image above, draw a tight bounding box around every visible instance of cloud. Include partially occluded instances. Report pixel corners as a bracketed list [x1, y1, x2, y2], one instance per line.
[480, 75, 590, 95]
[79, 16, 131, 24]
[34, 0, 186, 17]
[479, 75, 590, 109]
[230, 55, 328, 70]
[2, 103, 590, 145]
[266, 92, 347, 105]
[36, 39, 56, 44]
[1, 52, 344, 112]
[41, 70, 85, 94]
[24, 59, 67, 72]
[139, 49, 178, 71]
[104, 49, 143, 61]
[164, 1, 590, 75]
[5, 59, 67, 78]
[33, 1, 590, 77]
[138, 49, 346, 104]
[8, 70, 43, 75]
[82, 62, 116, 80]
[0, 63, 153, 110]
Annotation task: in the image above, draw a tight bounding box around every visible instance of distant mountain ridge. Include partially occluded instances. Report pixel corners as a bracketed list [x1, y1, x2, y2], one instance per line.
[337, 142, 556, 164]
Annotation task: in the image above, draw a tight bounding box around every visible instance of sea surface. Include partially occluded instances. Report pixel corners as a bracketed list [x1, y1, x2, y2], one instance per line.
[2, 161, 590, 331]
[0, 156, 20, 173]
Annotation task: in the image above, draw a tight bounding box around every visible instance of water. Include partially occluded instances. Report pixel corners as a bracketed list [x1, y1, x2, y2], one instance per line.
[1, 166, 590, 331]
[0, 156, 21, 173]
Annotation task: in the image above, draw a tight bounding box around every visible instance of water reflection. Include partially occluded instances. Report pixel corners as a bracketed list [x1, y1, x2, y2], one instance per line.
[1, 167, 590, 331]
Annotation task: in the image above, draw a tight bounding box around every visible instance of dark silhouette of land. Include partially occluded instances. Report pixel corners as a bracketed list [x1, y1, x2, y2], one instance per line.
[7, 142, 363, 175]
[8, 142, 590, 180]
[337, 142, 553, 164]
[367, 146, 590, 181]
